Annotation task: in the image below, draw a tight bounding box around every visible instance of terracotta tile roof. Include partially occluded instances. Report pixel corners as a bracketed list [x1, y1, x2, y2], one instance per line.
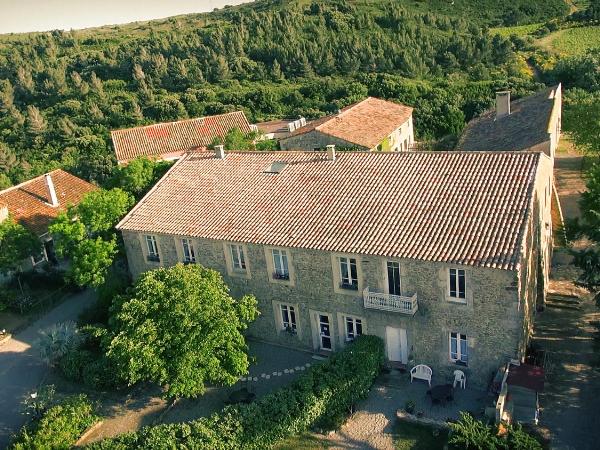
[282, 97, 413, 149]
[111, 111, 252, 162]
[457, 86, 560, 151]
[0, 170, 98, 235]
[117, 151, 542, 270]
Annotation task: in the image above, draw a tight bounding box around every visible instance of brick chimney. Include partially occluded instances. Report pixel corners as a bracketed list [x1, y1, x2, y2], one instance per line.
[326, 144, 336, 161]
[214, 145, 225, 159]
[496, 91, 511, 119]
[45, 173, 59, 207]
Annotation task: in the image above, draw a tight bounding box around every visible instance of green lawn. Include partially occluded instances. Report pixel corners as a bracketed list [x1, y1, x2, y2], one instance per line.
[274, 434, 331, 450]
[491, 23, 543, 38]
[394, 422, 449, 450]
[539, 26, 600, 56]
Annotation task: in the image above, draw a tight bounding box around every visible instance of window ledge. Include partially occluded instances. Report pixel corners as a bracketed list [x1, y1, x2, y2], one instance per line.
[447, 298, 467, 305]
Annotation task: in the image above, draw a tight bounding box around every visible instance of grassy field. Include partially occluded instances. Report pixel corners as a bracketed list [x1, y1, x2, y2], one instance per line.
[491, 23, 543, 37]
[539, 26, 600, 56]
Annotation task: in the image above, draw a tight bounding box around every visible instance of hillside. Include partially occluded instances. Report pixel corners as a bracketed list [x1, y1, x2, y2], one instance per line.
[0, 0, 573, 188]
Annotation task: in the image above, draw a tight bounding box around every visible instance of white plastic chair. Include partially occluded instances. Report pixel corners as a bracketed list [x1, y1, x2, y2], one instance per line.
[453, 369, 466, 389]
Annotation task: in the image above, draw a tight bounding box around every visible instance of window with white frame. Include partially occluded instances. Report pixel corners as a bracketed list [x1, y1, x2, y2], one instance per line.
[344, 316, 363, 341]
[448, 268, 466, 301]
[181, 238, 196, 263]
[339, 256, 358, 290]
[145, 235, 160, 262]
[230, 244, 246, 271]
[449, 332, 468, 364]
[280, 304, 297, 333]
[271, 249, 289, 280]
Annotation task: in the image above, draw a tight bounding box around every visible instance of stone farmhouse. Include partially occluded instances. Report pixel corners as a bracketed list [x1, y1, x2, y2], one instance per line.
[279, 97, 414, 152]
[111, 111, 253, 164]
[457, 84, 562, 158]
[0, 170, 97, 270]
[116, 148, 553, 388]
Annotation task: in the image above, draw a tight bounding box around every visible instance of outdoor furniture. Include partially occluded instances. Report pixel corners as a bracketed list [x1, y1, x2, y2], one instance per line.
[453, 369, 466, 389]
[410, 364, 432, 387]
[225, 387, 256, 405]
[430, 383, 454, 405]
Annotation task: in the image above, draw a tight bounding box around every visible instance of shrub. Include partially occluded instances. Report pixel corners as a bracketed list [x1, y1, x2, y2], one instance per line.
[58, 348, 95, 381]
[10, 394, 97, 450]
[82, 356, 124, 390]
[37, 321, 81, 367]
[89, 335, 385, 449]
[449, 413, 542, 450]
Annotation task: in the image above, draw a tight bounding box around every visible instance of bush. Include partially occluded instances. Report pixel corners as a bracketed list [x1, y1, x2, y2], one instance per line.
[89, 335, 385, 449]
[37, 321, 81, 367]
[10, 394, 97, 450]
[82, 356, 124, 390]
[78, 266, 130, 326]
[449, 412, 542, 450]
[58, 349, 95, 381]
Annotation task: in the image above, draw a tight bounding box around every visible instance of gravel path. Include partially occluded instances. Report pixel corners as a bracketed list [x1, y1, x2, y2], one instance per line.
[0, 289, 96, 447]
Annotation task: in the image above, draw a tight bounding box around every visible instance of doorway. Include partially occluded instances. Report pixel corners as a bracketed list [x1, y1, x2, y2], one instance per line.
[319, 314, 332, 351]
[385, 326, 408, 364]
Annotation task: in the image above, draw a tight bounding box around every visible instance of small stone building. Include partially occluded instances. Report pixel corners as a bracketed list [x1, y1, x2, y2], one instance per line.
[457, 84, 562, 159]
[116, 149, 553, 388]
[111, 111, 253, 164]
[279, 97, 414, 152]
[0, 169, 97, 270]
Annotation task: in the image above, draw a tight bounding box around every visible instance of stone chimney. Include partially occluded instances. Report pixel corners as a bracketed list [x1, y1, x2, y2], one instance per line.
[214, 145, 225, 159]
[45, 173, 59, 207]
[326, 144, 336, 161]
[496, 91, 511, 119]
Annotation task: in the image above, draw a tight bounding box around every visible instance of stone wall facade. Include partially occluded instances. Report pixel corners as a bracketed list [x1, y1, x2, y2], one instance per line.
[122, 229, 532, 388]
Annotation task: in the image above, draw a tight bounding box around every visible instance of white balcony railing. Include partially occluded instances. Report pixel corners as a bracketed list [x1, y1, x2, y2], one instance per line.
[362, 287, 418, 315]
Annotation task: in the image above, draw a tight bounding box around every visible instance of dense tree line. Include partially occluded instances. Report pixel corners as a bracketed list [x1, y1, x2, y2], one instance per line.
[0, 0, 551, 186]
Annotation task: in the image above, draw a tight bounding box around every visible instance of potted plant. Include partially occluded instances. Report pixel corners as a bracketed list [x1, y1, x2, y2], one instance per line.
[405, 400, 416, 414]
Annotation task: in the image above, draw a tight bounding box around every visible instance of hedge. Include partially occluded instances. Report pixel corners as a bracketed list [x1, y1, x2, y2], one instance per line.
[10, 394, 98, 450]
[88, 335, 385, 449]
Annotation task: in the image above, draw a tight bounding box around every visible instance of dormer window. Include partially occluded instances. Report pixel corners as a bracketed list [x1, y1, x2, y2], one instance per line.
[264, 161, 287, 174]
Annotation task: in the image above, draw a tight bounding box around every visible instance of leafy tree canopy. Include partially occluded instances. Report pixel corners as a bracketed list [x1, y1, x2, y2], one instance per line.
[109, 157, 172, 199]
[0, 217, 41, 273]
[49, 188, 133, 287]
[106, 263, 259, 398]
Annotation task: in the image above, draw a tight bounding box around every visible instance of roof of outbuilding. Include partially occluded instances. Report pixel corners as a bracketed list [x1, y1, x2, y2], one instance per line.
[456, 86, 560, 152]
[111, 111, 252, 162]
[0, 169, 98, 235]
[117, 150, 543, 271]
[282, 97, 413, 149]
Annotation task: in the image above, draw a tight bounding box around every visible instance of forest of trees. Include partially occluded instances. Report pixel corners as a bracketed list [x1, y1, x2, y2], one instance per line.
[0, 0, 571, 188]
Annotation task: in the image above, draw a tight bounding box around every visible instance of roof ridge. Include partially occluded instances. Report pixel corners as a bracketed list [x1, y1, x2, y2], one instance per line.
[0, 168, 65, 196]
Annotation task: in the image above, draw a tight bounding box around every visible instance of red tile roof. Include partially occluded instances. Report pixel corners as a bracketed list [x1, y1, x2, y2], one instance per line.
[283, 97, 413, 149]
[0, 170, 98, 235]
[111, 111, 252, 162]
[118, 151, 543, 270]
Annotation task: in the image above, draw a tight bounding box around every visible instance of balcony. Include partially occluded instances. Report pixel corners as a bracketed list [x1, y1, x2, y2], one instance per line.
[362, 287, 418, 315]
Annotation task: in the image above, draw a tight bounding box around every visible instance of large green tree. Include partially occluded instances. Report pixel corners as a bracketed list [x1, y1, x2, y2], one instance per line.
[49, 188, 133, 287]
[0, 217, 41, 273]
[106, 263, 259, 398]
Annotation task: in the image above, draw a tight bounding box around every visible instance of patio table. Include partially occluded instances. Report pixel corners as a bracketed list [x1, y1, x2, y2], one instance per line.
[430, 384, 454, 405]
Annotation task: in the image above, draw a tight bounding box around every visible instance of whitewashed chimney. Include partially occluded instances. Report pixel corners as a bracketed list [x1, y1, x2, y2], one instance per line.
[0, 203, 8, 223]
[496, 91, 511, 118]
[45, 174, 59, 207]
[326, 144, 336, 161]
[214, 144, 225, 159]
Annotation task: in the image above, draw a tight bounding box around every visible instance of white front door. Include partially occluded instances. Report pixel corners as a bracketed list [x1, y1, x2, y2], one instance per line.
[385, 326, 408, 364]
